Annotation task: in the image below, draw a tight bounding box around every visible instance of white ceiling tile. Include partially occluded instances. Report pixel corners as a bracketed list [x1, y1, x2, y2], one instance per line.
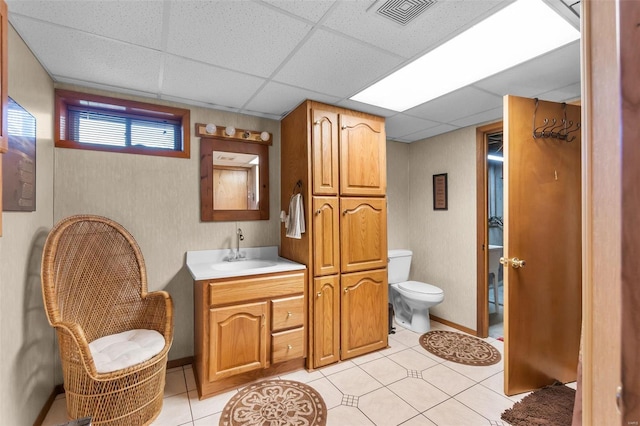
[244, 82, 341, 117]
[402, 123, 461, 142]
[385, 114, 441, 139]
[537, 82, 582, 103]
[261, 0, 337, 23]
[335, 99, 398, 118]
[11, 16, 163, 93]
[273, 28, 403, 97]
[450, 106, 503, 128]
[474, 41, 580, 98]
[161, 56, 266, 110]
[8, 0, 165, 49]
[166, 2, 312, 78]
[322, 0, 510, 59]
[404, 87, 502, 123]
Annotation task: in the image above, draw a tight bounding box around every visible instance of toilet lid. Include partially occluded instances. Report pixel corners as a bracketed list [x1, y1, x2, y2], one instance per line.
[398, 281, 443, 295]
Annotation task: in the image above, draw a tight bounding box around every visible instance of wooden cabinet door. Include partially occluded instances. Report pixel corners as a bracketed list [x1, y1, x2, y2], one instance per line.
[313, 196, 340, 276]
[339, 114, 386, 196]
[209, 301, 268, 381]
[312, 108, 339, 195]
[313, 275, 340, 367]
[341, 269, 388, 360]
[340, 197, 388, 273]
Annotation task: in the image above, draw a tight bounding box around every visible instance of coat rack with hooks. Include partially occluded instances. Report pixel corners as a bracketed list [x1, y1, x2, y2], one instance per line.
[532, 98, 580, 142]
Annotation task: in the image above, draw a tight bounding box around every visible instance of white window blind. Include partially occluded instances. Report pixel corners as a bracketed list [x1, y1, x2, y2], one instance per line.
[67, 107, 181, 151]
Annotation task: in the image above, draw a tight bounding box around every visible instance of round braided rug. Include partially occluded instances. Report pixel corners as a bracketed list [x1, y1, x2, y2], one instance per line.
[420, 330, 501, 366]
[219, 379, 327, 426]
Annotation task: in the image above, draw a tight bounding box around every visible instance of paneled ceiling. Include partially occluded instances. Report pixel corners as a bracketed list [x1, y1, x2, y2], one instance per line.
[7, 0, 581, 142]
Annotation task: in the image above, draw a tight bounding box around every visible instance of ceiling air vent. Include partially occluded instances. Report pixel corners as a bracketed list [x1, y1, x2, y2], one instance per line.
[376, 0, 438, 26]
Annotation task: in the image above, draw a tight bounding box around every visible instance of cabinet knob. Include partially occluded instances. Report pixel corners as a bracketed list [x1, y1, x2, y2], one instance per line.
[313, 120, 320, 125]
[287, 311, 292, 318]
[341, 125, 348, 130]
[344, 288, 349, 294]
[317, 291, 322, 297]
[287, 344, 293, 350]
[316, 209, 322, 215]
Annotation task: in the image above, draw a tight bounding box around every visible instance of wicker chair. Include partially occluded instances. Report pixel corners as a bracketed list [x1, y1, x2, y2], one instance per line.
[41, 215, 174, 425]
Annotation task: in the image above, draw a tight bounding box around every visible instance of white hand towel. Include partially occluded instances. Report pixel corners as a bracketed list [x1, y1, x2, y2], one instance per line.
[285, 193, 305, 239]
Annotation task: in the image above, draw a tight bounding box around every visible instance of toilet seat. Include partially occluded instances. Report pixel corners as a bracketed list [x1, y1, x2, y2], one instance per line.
[398, 280, 443, 295]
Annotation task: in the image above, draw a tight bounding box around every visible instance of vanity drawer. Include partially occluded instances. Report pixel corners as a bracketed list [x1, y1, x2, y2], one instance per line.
[271, 327, 305, 364]
[271, 295, 304, 331]
[209, 271, 304, 306]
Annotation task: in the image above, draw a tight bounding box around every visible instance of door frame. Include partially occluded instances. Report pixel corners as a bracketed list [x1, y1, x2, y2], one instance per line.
[476, 121, 503, 338]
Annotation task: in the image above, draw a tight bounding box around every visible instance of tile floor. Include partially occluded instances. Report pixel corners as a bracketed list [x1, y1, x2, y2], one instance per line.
[42, 320, 575, 426]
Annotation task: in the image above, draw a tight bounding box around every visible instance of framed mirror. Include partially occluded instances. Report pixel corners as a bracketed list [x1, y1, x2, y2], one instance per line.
[200, 137, 269, 221]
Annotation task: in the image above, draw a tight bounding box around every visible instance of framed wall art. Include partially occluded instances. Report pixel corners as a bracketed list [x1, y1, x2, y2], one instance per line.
[433, 173, 448, 211]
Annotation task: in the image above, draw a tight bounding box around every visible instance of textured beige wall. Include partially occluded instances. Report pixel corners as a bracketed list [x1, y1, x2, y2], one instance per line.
[386, 140, 410, 250]
[53, 83, 282, 361]
[0, 26, 55, 425]
[406, 127, 478, 330]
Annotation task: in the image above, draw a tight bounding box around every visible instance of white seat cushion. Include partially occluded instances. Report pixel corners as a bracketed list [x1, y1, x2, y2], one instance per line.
[89, 329, 165, 373]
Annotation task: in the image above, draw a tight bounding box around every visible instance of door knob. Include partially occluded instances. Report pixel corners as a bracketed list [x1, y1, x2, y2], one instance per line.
[500, 257, 526, 269]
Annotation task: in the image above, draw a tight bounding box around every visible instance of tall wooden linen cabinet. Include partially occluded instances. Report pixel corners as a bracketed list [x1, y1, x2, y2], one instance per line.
[280, 100, 388, 369]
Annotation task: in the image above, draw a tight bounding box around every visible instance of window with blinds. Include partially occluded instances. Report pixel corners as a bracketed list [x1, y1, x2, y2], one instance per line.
[55, 89, 191, 158]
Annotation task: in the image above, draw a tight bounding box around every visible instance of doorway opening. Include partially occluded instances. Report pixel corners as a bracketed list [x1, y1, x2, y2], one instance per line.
[486, 131, 504, 339]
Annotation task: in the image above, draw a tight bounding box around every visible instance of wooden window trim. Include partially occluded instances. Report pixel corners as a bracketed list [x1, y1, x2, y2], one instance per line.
[54, 89, 191, 158]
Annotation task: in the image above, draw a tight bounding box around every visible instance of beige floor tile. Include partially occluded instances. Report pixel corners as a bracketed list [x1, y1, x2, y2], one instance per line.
[379, 339, 409, 356]
[193, 412, 220, 425]
[358, 387, 419, 426]
[566, 381, 577, 390]
[399, 414, 437, 426]
[442, 359, 503, 383]
[319, 360, 357, 377]
[151, 392, 193, 426]
[41, 397, 69, 426]
[184, 365, 197, 391]
[424, 398, 490, 426]
[480, 371, 507, 395]
[279, 368, 324, 383]
[388, 377, 449, 412]
[308, 377, 345, 409]
[410, 345, 448, 364]
[359, 357, 408, 385]
[351, 350, 385, 365]
[327, 367, 383, 396]
[388, 348, 438, 371]
[421, 364, 476, 396]
[327, 405, 375, 426]
[164, 368, 187, 398]
[389, 329, 422, 348]
[455, 384, 514, 421]
[188, 388, 236, 421]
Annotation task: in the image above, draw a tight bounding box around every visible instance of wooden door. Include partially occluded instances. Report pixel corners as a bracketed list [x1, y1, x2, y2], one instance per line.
[209, 301, 268, 381]
[312, 108, 339, 195]
[213, 168, 248, 210]
[313, 196, 340, 276]
[313, 275, 340, 367]
[341, 269, 388, 360]
[339, 114, 386, 196]
[503, 95, 581, 396]
[340, 197, 388, 273]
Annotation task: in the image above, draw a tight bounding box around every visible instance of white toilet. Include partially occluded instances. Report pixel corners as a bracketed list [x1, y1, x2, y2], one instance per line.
[388, 249, 444, 333]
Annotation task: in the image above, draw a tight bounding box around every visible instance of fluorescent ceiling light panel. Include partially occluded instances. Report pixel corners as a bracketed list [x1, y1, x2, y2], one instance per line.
[350, 0, 580, 111]
[487, 154, 504, 162]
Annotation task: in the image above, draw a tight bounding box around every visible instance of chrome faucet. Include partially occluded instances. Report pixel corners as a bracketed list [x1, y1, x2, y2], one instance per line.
[229, 228, 245, 261]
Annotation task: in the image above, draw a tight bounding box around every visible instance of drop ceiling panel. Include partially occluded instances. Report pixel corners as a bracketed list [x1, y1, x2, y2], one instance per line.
[166, 2, 312, 78]
[7, 0, 165, 49]
[404, 86, 502, 123]
[161, 56, 266, 110]
[536, 82, 582, 103]
[450, 106, 503, 128]
[273, 28, 403, 97]
[474, 41, 580, 99]
[400, 123, 461, 142]
[11, 16, 163, 94]
[385, 114, 441, 140]
[262, 0, 337, 23]
[336, 98, 398, 118]
[244, 82, 341, 117]
[322, 0, 511, 59]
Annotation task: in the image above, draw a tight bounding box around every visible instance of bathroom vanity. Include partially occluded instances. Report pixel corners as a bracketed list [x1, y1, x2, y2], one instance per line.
[186, 247, 307, 399]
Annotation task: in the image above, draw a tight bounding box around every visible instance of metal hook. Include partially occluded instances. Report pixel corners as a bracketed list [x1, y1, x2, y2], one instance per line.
[564, 122, 581, 142]
[541, 118, 557, 138]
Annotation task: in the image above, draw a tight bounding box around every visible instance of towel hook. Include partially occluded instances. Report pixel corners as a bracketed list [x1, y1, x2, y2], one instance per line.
[292, 180, 302, 195]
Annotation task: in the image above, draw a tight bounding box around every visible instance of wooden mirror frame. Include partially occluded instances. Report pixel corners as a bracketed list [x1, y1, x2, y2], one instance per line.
[200, 137, 269, 221]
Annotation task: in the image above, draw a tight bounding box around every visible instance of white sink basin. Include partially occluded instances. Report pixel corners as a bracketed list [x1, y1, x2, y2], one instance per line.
[210, 259, 277, 271]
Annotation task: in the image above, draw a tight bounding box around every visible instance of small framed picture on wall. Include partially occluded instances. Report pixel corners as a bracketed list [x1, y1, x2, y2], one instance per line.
[433, 173, 448, 210]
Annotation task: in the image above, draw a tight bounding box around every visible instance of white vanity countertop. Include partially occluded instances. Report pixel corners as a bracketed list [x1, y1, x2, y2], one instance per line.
[186, 246, 306, 280]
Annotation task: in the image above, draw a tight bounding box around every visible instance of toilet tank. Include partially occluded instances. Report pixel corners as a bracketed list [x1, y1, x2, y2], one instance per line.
[388, 249, 413, 284]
